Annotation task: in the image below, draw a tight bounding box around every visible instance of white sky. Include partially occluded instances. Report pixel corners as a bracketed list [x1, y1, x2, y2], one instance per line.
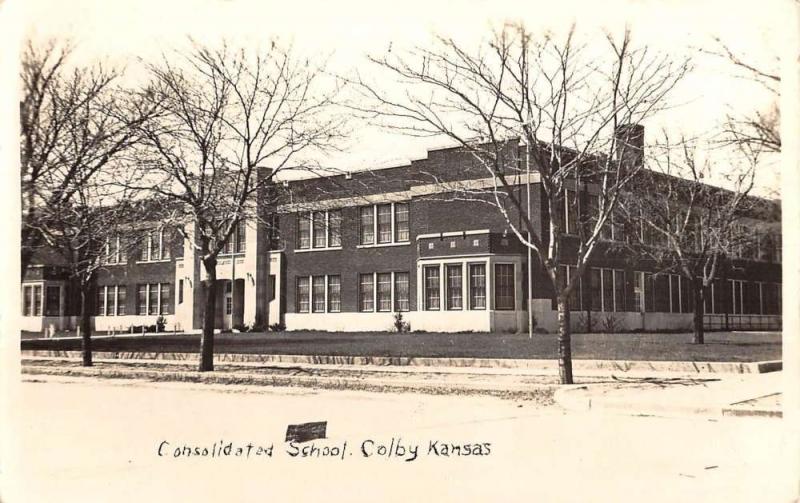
[11, 0, 790, 194]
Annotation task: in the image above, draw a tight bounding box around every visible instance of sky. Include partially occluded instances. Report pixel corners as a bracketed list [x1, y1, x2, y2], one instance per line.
[8, 0, 790, 195]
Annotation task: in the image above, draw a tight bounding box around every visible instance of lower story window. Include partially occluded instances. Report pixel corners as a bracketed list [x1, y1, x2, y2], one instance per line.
[469, 264, 486, 310]
[296, 277, 310, 313]
[424, 266, 440, 310]
[45, 285, 60, 316]
[377, 273, 392, 312]
[327, 276, 341, 312]
[494, 263, 515, 310]
[446, 264, 463, 310]
[359, 273, 374, 312]
[312, 276, 326, 313]
[137, 283, 170, 315]
[394, 272, 410, 311]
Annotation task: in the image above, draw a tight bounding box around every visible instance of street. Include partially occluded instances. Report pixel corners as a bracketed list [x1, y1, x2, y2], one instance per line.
[5, 376, 787, 503]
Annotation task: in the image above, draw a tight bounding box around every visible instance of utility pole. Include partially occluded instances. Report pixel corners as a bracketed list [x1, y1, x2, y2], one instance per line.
[526, 142, 534, 339]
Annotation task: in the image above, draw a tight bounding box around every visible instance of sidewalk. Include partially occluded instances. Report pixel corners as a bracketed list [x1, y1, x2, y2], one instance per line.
[554, 370, 783, 419]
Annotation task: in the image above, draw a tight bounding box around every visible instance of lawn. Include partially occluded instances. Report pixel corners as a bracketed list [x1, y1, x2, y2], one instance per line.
[20, 331, 781, 363]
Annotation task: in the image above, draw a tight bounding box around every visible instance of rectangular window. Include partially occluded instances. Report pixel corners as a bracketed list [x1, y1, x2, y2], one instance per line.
[148, 283, 159, 315]
[494, 264, 515, 310]
[298, 214, 311, 249]
[23, 285, 32, 316]
[377, 272, 392, 312]
[730, 279, 744, 315]
[107, 286, 116, 317]
[469, 264, 486, 310]
[45, 286, 60, 316]
[359, 273, 374, 312]
[225, 281, 233, 315]
[565, 190, 578, 234]
[394, 272, 410, 311]
[149, 231, 161, 261]
[117, 286, 127, 316]
[160, 284, 170, 315]
[634, 271, 644, 312]
[96, 286, 106, 316]
[446, 264, 463, 310]
[359, 207, 374, 245]
[268, 275, 276, 302]
[178, 279, 184, 304]
[236, 221, 246, 253]
[328, 210, 342, 247]
[614, 270, 625, 312]
[670, 275, 681, 313]
[312, 276, 326, 313]
[644, 273, 655, 313]
[137, 285, 147, 315]
[313, 212, 326, 248]
[296, 277, 310, 313]
[327, 275, 341, 312]
[32, 285, 42, 316]
[377, 204, 392, 244]
[567, 265, 582, 311]
[424, 266, 441, 310]
[590, 268, 602, 311]
[394, 203, 409, 242]
[602, 269, 614, 312]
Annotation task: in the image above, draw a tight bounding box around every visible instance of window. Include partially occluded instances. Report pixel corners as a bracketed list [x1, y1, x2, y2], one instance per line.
[117, 286, 127, 316]
[590, 268, 602, 311]
[236, 221, 246, 253]
[96, 287, 106, 316]
[296, 277, 310, 313]
[268, 275, 276, 302]
[394, 272, 409, 311]
[359, 273, 374, 312]
[137, 283, 170, 315]
[312, 276, 326, 313]
[377, 272, 392, 311]
[730, 279, 745, 315]
[22, 285, 44, 316]
[313, 213, 326, 248]
[178, 279, 184, 304]
[424, 266, 440, 310]
[328, 210, 342, 247]
[377, 204, 392, 244]
[148, 284, 159, 315]
[107, 286, 116, 317]
[225, 281, 233, 315]
[602, 269, 614, 312]
[359, 202, 411, 246]
[395, 203, 409, 242]
[104, 235, 126, 264]
[494, 264, 515, 310]
[142, 229, 170, 262]
[614, 270, 625, 312]
[327, 276, 341, 312]
[634, 271, 644, 312]
[45, 286, 60, 316]
[469, 264, 486, 310]
[446, 264, 463, 310]
[137, 285, 147, 315]
[298, 214, 311, 249]
[359, 207, 374, 245]
[670, 275, 681, 313]
[590, 268, 626, 312]
[564, 190, 578, 234]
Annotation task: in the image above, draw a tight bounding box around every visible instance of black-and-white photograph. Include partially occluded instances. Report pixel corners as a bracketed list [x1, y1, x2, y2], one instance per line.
[2, 0, 798, 501]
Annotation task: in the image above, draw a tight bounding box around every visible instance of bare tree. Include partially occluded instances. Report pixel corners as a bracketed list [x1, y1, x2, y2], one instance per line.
[703, 37, 781, 154]
[349, 24, 689, 384]
[132, 41, 342, 372]
[617, 134, 773, 344]
[20, 39, 156, 278]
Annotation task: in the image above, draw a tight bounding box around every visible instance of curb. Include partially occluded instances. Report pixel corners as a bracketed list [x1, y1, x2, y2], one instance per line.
[20, 350, 782, 375]
[21, 365, 558, 402]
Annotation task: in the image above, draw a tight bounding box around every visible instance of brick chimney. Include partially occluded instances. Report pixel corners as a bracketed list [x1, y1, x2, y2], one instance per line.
[614, 123, 644, 169]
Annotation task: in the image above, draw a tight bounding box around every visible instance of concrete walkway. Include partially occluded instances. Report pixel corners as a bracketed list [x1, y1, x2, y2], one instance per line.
[554, 370, 783, 419]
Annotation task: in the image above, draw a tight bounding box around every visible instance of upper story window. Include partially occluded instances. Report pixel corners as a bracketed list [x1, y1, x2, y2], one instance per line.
[103, 235, 127, 265]
[141, 229, 171, 262]
[297, 210, 341, 250]
[359, 202, 411, 246]
[223, 220, 246, 255]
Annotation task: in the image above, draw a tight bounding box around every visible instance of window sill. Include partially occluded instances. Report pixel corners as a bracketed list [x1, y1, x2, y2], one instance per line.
[136, 259, 172, 264]
[356, 242, 411, 249]
[294, 247, 343, 253]
[102, 262, 128, 267]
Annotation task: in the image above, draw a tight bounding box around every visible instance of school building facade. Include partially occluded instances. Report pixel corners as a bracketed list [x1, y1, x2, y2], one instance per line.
[21, 128, 783, 335]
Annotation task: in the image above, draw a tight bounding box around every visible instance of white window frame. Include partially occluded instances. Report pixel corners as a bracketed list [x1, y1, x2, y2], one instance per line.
[356, 202, 412, 249]
[296, 210, 343, 252]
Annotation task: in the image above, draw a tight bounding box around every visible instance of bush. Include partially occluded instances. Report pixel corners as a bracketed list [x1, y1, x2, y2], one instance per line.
[392, 312, 411, 333]
[156, 316, 167, 333]
[269, 322, 286, 332]
[233, 323, 250, 333]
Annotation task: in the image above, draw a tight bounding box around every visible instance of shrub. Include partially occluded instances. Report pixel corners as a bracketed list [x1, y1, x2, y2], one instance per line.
[269, 322, 286, 332]
[233, 323, 250, 333]
[156, 316, 167, 333]
[392, 312, 411, 333]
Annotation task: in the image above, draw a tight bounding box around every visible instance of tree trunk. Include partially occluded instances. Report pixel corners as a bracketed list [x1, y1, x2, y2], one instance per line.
[80, 285, 92, 367]
[693, 280, 705, 345]
[556, 296, 574, 385]
[199, 257, 218, 372]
